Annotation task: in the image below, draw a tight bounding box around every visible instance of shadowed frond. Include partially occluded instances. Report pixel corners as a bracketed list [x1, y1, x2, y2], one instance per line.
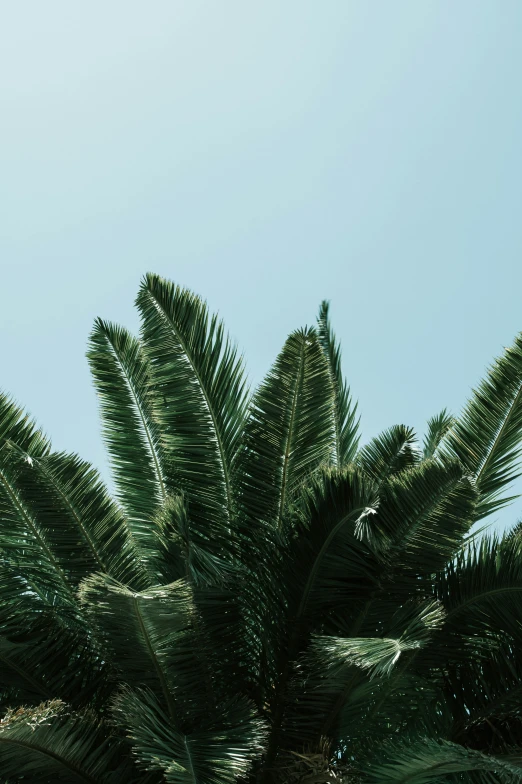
[80, 575, 192, 719]
[5, 447, 145, 589]
[0, 701, 135, 783]
[112, 687, 266, 784]
[364, 736, 522, 783]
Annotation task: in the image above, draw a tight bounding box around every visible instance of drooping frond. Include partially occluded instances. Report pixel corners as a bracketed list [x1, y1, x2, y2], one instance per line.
[357, 425, 420, 484]
[0, 558, 110, 711]
[281, 598, 446, 747]
[310, 601, 445, 680]
[443, 333, 522, 519]
[151, 494, 238, 588]
[5, 447, 145, 590]
[239, 327, 335, 533]
[0, 701, 135, 783]
[0, 449, 78, 606]
[317, 300, 360, 465]
[80, 575, 192, 719]
[112, 687, 266, 784]
[88, 319, 168, 554]
[363, 736, 522, 783]
[423, 409, 454, 459]
[136, 273, 249, 546]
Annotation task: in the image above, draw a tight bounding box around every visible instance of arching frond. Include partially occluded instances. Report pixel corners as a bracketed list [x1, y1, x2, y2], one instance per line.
[88, 320, 168, 554]
[0, 701, 135, 784]
[136, 274, 249, 551]
[239, 327, 335, 534]
[5, 447, 145, 589]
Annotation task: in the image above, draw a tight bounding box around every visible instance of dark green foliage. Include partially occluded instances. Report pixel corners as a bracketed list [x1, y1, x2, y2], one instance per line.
[1, 275, 522, 783]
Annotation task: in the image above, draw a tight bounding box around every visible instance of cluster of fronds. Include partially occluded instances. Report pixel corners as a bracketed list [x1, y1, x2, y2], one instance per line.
[1, 273, 522, 782]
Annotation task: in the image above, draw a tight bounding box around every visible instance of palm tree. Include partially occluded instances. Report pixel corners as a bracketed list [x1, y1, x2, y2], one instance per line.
[2, 274, 522, 783]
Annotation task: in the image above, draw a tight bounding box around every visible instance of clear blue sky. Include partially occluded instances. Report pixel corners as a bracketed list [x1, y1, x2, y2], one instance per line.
[1, 1, 521, 532]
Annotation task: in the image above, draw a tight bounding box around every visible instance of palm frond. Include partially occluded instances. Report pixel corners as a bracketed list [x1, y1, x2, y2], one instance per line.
[239, 327, 335, 534]
[281, 599, 446, 747]
[0, 701, 135, 783]
[0, 392, 51, 457]
[88, 319, 169, 554]
[136, 274, 249, 536]
[374, 458, 477, 574]
[443, 333, 522, 519]
[311, 600, 445, 680]
[317, 300, 360, 465]
[363, 736, 522, 783]
[357, 425, 420, 484]
[112, 687, 265, 784]
[80, 575, 193, 719]
[0, 450, 78, 606]
[434, 534, 522, 660]
[151, 493, 238, 588]
[423, 409, 454, 459]
[0, 560, 110, 711]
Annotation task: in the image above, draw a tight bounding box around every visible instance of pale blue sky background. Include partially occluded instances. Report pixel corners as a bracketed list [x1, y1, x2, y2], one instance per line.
[1, 1, 521, 532]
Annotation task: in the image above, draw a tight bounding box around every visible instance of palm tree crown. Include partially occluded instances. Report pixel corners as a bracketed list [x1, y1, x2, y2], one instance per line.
[2, 273, 522, 783]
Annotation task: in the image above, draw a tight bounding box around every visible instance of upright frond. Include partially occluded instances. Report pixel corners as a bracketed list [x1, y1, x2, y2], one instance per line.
[423, 409, 454, 459]
[136, 274, 249, 547]
[239, 327, 335, 532]
[317, 300, 360, 465]
[443, 333, 522, 519]
[6, 448, 145, 589]
[88, 320, 168, 554]
[113, 687, 265, 784]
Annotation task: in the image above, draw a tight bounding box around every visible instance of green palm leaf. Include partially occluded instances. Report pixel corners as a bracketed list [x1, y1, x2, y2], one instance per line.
[364, 737, 522, 783]
[443, 333, 522, 519]
[375, 458, 477, 573]
[317, 300, 360, 465]
[88, 319, 169, 554]
[113, 687, 265, 784]
[136, 273, 249, 548]
[0, 393, 51, 458]
[80, 575, 193, 719]
[7, 448, 145, 589]
[0, 701, 135, 783]
[239, 327, 335, 533]
[357, 425, 420, 484]
[423, 410, 454, 459]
